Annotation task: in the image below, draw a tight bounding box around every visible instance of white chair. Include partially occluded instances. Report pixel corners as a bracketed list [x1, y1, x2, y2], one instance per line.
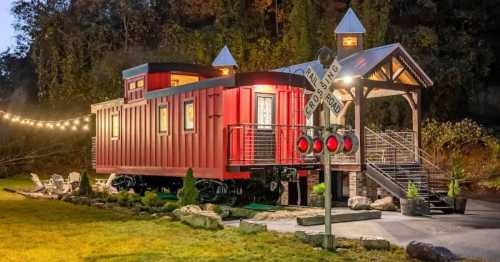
[30, 173, 45, 192]
[95, 173, 118, 193]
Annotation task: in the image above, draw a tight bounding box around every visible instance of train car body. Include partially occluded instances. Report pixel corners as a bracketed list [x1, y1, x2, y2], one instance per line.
[91, 63, 315, 190]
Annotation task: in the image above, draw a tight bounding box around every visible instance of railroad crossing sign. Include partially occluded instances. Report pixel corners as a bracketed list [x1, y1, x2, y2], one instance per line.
[304, 59, 343, 119]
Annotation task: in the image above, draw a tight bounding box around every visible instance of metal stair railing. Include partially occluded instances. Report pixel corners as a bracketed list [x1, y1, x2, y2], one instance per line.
[364, 128, 433, 203]
[382, 130, 449, 193]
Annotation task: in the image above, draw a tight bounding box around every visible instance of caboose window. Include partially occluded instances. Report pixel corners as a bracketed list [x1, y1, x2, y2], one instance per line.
[128, 81, 137, 90]
[158, 105, 168, 134]
[111, 113, 119, 138]
[137, 79, 144, 88]
[184, 100, 195, 131]
[171, 74, 199, 87]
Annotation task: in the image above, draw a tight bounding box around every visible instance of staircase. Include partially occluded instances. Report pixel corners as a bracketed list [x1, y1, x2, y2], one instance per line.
[364, 128, 452, 212]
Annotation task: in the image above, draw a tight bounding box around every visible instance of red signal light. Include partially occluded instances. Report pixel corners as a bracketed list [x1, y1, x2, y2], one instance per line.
[312, 137, 323, 154]
[296, 135, 312, 154]
[342, 133, 359, 155]
[324, 133, 343, 154]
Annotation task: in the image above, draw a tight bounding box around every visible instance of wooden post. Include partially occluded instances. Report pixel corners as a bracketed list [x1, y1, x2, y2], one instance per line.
[354, 84, 365, 165]
[412, 90, 421, 162]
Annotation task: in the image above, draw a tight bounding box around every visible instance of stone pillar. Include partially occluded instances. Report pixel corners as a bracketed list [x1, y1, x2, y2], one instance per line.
[307, 170, 320, 206]
[349, 171, 364, 198]
[280, 181, 289, 206]
[364, 176, 378, 201]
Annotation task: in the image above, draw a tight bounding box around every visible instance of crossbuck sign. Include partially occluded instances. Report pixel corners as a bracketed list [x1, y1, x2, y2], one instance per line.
[304, 59, 344, 119]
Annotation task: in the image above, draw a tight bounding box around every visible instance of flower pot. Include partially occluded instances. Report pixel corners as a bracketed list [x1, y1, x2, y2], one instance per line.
[453, 197, 467, 214]
[309, 194, 324, 207]
[401, 198, 428, 216]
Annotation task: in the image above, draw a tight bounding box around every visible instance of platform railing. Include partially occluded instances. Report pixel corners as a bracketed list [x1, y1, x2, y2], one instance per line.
[226, 124, 320, 166]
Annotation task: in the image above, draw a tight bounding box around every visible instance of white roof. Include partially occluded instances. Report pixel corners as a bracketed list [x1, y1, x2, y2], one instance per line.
[335, 8, 366, 34]
[212, 45, 238, 68]
[272, 43, 433, 87]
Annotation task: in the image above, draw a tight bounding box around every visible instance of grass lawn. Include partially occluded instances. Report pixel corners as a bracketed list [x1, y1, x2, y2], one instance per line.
[0, 175, 415, 262]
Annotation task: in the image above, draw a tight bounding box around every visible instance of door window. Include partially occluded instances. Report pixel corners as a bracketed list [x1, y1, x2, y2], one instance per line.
[257, 95, 273, 129]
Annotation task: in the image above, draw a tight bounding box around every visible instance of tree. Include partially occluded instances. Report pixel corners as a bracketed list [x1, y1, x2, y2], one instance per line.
[177, 168, 199, 206]
[283, 0, 318, 63]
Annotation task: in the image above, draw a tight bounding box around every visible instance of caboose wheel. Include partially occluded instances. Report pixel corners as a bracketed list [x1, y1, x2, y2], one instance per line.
[196, 179, 225, 203]
[111, 175, 135, 192]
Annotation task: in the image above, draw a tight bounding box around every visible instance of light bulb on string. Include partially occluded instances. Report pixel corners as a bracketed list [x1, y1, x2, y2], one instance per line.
[3, 113, 11, 119]
[56, 122, 61, 127]
[64, 121, 70, 126]
[73, 119, 80, 125]
[82, 124, 89, 131]
[60, 125, 66, 131]
[71, 125, 77, 131]
[84, 116, 90, 122]
[11, 116, 20, 122]
[36, 122, 44, 128]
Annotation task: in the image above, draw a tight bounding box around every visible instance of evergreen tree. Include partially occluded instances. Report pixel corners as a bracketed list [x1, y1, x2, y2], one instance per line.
[177, 168, 199, 206]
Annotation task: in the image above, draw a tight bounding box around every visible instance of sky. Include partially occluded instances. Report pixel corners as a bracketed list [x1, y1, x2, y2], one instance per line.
[0, 0, 16, 53]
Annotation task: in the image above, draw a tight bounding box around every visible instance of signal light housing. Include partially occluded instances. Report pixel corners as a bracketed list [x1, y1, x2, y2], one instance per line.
[324, 133, 343, 154]
[342, 133, 359, 155]
[312, 137, 323, 154]
[296, 135, 312, 154]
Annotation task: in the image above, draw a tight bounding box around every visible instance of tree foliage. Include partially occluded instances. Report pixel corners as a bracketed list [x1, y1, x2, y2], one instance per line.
[177, 168, 199, 206]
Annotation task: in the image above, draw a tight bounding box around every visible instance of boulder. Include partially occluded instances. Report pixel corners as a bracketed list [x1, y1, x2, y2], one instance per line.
[359, 236, 390, 250]
[370, 196, 397, 211]
[203, 203, 218, 212]
[348, 196, 372, 210]
[406, 241, 459, 262]
[294, 231, 335, 250]
[239, 220, 267, 234]
[173, 205, 223, 230]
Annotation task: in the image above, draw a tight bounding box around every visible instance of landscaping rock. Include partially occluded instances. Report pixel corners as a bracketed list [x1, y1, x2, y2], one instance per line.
[348, 196, 372, 210]
[239, 220, 267, 234]
[203, 203, 218, 212]
[91, 202, 105, 209]
[406, 241, 459, 262]
[173, 205, 223, 230]
[294, 231, 324, 247]
[297, 210, 381, 226]
[359, 236, 390, 250]
[370, 196, 397, 211]
[229, 207, 256, 219]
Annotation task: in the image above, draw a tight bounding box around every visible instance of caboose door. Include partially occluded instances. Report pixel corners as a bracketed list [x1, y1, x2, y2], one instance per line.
[255, 94, 276, 163]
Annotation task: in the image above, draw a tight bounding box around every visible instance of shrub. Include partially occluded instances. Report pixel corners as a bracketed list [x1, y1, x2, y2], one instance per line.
[448, 159, 464, 198]
[312, 183, 326, 195]
[128, 194, 142, 205]
[406, 181, 418, 199]
[142, 191, 163, 207]
[177, 168, 199, 206]
[79, 171, 92, 196]
[163, 202, 180, 212]
[116, 191, 129, 206]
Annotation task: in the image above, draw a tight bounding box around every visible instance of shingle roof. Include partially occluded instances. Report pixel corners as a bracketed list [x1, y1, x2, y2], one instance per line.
[212, 45, 239, 68]
[335, 8, 366, 34]
[272, 43, 433, 87]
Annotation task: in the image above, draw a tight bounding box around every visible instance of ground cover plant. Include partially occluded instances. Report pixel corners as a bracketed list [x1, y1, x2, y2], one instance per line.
[0, 175, 418, 262]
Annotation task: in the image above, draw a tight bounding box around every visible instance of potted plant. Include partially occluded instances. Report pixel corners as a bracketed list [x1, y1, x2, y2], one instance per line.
[401, 181, 427, 216]
[309, 183, 325, 207]
[447, 160, 467, 214]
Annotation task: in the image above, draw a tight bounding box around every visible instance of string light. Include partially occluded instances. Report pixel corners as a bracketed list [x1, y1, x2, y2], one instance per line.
[0, 110, 91, 133]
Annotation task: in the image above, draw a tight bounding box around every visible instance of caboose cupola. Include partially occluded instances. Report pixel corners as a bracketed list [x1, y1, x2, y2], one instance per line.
[212, 45, 239, 75]
[335, 8, 365, 60]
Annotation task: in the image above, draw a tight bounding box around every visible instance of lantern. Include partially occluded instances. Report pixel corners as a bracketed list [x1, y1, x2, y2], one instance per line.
[342, 133, 359, 155]
[296, 135, 312, 154]
[312, 137, 323, 154]
[324, 133, 344, 154]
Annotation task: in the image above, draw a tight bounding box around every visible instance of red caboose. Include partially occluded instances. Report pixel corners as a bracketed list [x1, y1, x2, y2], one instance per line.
[91, 50, 317, 203]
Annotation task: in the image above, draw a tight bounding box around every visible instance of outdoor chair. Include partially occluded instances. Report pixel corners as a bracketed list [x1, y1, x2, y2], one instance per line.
[95, 173, 118, 193]
[30, 173, 46, 192]
[67, 172, 81, 191]
[50, 174, 66, 194]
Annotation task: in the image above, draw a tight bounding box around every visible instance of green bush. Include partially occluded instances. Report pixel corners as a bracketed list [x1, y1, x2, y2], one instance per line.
[448, 159, 464, 198]
[128, 194, 142, 205]
[163, 202, 180, 212]
[312, 183, 326, 195]
[79, 171, 92, 196]
[116, 191, 129, 206]
[142, 191, 163, 207]
[177, 168, 199, 206]
[406, 181, 418, 199]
